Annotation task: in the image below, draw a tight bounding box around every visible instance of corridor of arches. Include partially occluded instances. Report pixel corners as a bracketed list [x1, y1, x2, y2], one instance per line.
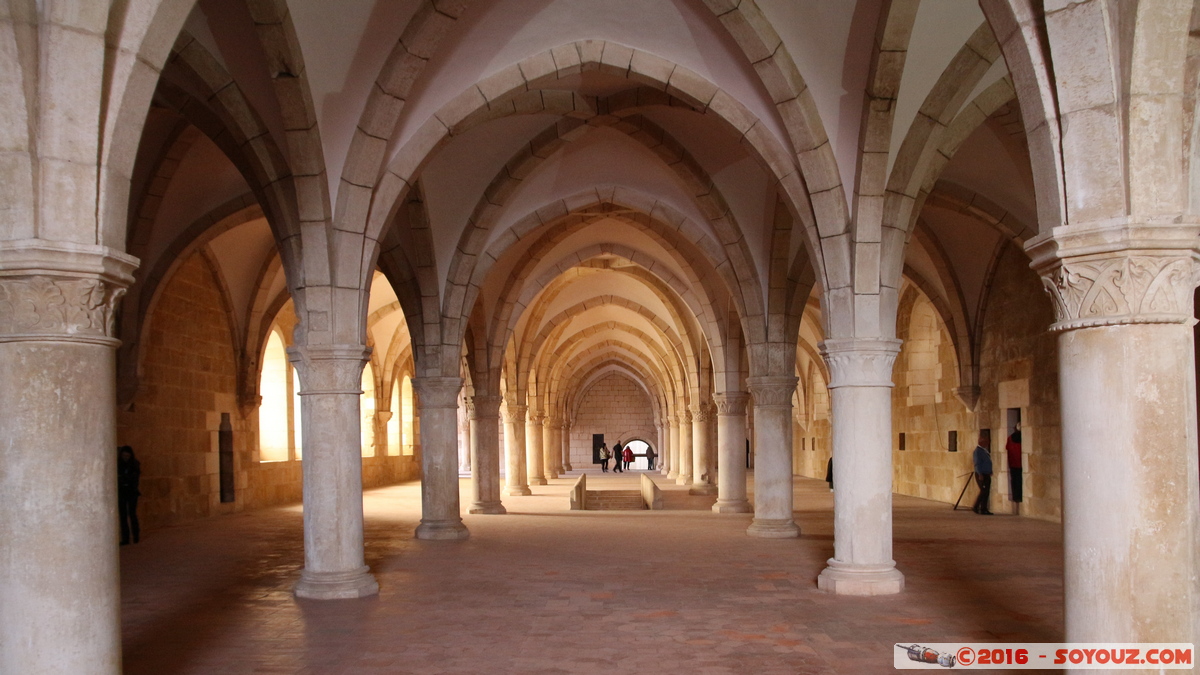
[1, 0, 1198, 673]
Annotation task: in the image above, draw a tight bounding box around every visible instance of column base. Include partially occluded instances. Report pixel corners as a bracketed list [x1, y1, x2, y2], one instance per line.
[667, 470, 679, 480]
[563, 464, 573, 471]
[530, 477, 548, 485]
[713, 499, 752, 513]
[747, 518, 800, 538]
[675, 475, 693, 486]
[468, 501, 507, 515]
[415, 519, 470, 541]
[689, 483, 718, 495]
[817, 560, 904, 596]
[294, 566, 379, 600]
[505, 486, 532, 496]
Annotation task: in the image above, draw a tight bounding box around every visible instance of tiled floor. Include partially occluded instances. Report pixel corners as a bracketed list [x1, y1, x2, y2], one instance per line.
[120, 472, 1063, 674]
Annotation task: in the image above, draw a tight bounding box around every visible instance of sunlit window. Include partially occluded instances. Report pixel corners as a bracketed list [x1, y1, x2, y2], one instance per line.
[292, 367, 303, 460]
[361, 363, 376, 457]
[402, 375, 416, 455]
[258, 331, 289, 462]
[387, 383, 401, 456]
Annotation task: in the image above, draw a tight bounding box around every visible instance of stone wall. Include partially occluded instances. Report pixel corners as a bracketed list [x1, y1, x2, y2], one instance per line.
[790, 245, 1062, 522]
[117, 253, 420, 532]
[569, 373, 658, 467]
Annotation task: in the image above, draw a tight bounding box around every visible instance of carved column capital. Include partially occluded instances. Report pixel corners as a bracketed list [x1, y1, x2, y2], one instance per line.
[411, 376, 463, 409]
[746, 376, 798, 408]
[528, 412, 546, 425]
[679, 408, 693, 424]
[1027, 223, 1200, 332]
[503, 401, 527, 424]
[819, 338, 901, 388]
[712, 391, 749, 415]
[0, 241, 138, 346]
[543, 415, 558, 428]
[469, 394, 502, 419]
[691, 403, 713, 423]
[287, 344, 371, 394]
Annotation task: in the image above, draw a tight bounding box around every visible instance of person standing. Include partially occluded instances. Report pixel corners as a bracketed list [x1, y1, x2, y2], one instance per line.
[1006, 425, 1023, 514]
[623, 445, 633, 470]
[599, 443, 610, 472]
[972, 433, 993, 515]
[118, 445, 142, 544]
[612, 441, 624, 473]
[645, 446, 657, 471]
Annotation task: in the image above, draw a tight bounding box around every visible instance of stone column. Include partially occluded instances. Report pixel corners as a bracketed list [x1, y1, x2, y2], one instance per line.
[543, 416, 559, 479]
[468, 394, 505, 514]
[289, 344, 380, 598]
[561, 420, 573, 471]
[503, 401, 531, 495]
[676, 408, 694, 485]
[816, 338, 903, 595]
[690, 403, 717, 495]
[666, 413, 681, 479]
[1030, 229, 1200, 646]
[412, 377, 469, 540]
[526, 411, 547, 485]
[745, 376, 799, 538]
[712, 392, 751, 512]
[458, 397, 471, 474]
[0, 243, 135, 673]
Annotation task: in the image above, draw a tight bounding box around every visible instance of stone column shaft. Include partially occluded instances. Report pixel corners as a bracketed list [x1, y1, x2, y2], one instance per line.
[690, 404, 717, 494]
[561, 422, 573, 471]
[527, 412, 546, 485]
[289, 344, 380, 598]
[712, 392, 751, 512]
[413, 377, 469, 540]
[667, 415, 680, 479]
[468, 395, 505, 514]
[817, 338, 903, 595]
[676, 409, 694, 485]
[503, 402, 531, 495]
[0, 243, 135, 674]
[1031, 230, 1200, 647]
[746, 376, 799, 538]
[543, 416, 559, 479]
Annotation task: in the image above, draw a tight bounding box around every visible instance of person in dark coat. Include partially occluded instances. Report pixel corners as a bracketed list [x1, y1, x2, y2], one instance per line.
[1006, 425, 1023, 513]
[118, 445, 142, 544]
[645, 446, 657, 470]
[972, 433, 993, 515]
[612, 442, 624, 473]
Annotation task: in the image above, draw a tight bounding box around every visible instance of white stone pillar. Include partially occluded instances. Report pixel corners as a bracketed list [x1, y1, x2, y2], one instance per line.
[746, 376, 799, 538]
[289, 344, 380, 598]
[561, 420, 573, 471]
[816, 338, 903, 595]
[690, 403, 717, 495]
[0, 244, 135, 673]
[503, 401, 531, 495]
[1031, 231, 1200, 647]
[468, 394, 505, 514]
[412, 377, 469, 540]
[712, 392, 751, 512]
[543, 416, 559, 479]
[527, 411, 546, 485]
[666, 413, 680, 479]
[676, 408, 694, 485]
[458, 397, 471, 474]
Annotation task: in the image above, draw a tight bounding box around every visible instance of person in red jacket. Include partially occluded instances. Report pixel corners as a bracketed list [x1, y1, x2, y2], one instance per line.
[623, 445, 633, 470]
[1006, 425, 1022, 513]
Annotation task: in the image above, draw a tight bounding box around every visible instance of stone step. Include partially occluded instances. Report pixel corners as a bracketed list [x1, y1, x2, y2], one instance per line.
[585, 489, 646, 510]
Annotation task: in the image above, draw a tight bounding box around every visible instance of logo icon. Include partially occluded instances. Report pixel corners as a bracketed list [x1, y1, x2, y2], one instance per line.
[898, 644, 958, 668]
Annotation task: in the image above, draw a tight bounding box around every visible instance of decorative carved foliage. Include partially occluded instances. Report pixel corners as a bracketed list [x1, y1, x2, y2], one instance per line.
[1040, 255, 1197, 330]
[0, 276, 126, 342]
[819, 338, 901, 388]
[691, 403, 714, 423]
[746, 376, 798, 408]
[412, 376, 463, 408]
[712, 391, 749, 415]
[503, 402, 527, 424]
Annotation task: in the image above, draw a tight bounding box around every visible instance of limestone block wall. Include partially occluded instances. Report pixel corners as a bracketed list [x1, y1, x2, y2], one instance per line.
[569, 374, 657, 467]
[117, 253, 420, 532]
[974, 246, 1061, 521]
